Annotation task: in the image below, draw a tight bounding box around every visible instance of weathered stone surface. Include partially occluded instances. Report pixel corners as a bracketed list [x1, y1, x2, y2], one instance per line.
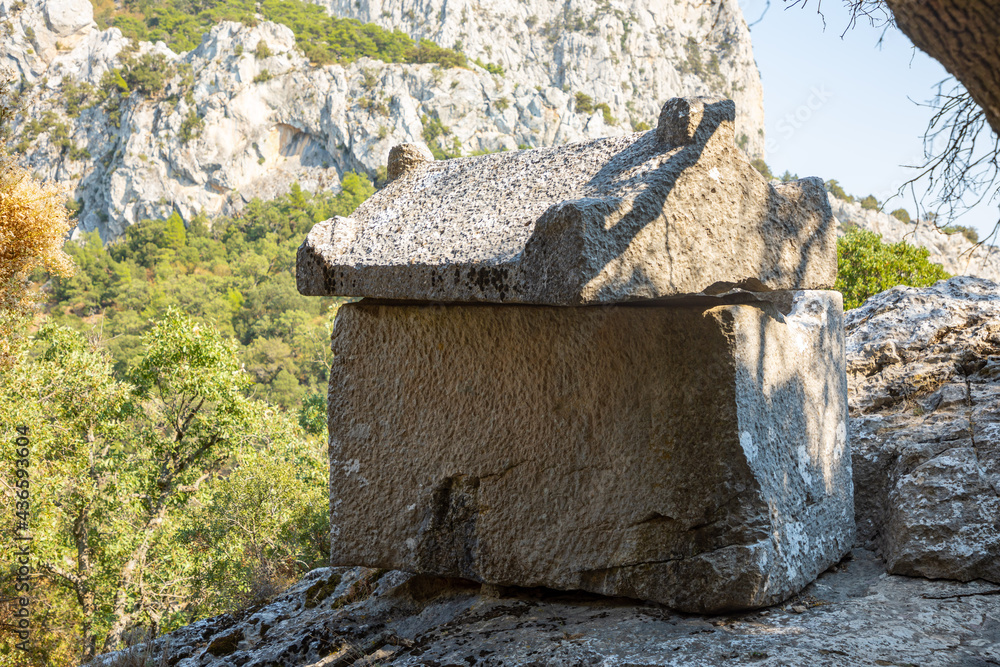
[325, 290, 852, 613]
[92, 550, 1000, 667]
[846, 276, 1000, 583]
[297, 98, 835, 305]
[387, 143, 434, 182]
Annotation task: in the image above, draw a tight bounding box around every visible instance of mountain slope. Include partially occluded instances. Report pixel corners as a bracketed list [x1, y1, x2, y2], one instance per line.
[3, 0, 766, 241]
[829, 194, 1000, 283]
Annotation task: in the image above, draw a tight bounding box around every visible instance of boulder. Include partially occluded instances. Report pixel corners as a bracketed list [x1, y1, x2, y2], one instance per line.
[847, 276, 1000, 582]
[326, 289, 853, 612]
[44, 0, 94, 37]
[297, 98, 836, 305]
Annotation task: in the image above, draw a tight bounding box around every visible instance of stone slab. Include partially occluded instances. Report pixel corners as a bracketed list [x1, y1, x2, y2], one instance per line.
[298, 98, 836, 305]
[326, 290, 853, 612]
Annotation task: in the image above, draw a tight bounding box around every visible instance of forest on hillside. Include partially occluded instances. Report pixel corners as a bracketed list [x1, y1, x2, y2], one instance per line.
[0, 175, 376, 665]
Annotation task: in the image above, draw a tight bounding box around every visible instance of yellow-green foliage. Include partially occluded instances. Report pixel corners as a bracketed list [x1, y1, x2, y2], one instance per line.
[836, 227, 951, 310]
[0, 314, 328, 663]
[890, 208, 911, 224]
[941, 224, 979, 245]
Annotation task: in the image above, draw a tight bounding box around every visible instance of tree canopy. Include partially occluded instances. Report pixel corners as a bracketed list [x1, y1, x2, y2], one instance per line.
[0, 313, 328, 664]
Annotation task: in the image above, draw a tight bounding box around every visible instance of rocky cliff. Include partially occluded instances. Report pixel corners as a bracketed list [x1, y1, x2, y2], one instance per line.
[323, 0, 766, 154]
[847, 276, 1000, 583]
[1, 0, 765, 241]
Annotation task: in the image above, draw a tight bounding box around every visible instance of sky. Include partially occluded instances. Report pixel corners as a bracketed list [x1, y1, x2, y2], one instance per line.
[738, 0, 998, 240]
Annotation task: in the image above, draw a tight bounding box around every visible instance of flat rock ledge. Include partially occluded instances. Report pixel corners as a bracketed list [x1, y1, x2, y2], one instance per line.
[326, 289, 853, 613]
[297, 98, 836, 305]
[90, 551, 1000, 667]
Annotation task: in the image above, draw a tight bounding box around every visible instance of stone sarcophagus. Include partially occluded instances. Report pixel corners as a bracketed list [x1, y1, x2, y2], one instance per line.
[297, 97, 854, 613]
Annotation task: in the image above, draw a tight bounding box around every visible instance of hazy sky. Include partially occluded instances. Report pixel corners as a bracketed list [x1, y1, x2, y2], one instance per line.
[739, 0, 998, 240]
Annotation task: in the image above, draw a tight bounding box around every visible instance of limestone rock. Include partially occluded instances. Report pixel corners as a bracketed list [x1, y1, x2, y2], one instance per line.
[90, 550, 1000, 667]
[2, 0, 767, 242]
[297, 98, 835, 305]
[846, 276, 1000, 582]
[325, 290, 853, 613]
[323, 0, 768, 158]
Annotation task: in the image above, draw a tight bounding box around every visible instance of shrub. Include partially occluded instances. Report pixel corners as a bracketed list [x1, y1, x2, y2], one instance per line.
[679, 37, 704, 76]
[121, 52, 174, 97]
[595, 102, 615, 125]
[409, 38, 466, 68]
[253, 69, 272, 83]
[420, 113, 460, 159]
[941, 224, 979, 244]
[835, 228, 951, 310]
[825, 179, 853, 202]
[255, 39, 272, 59]
[62, 77, 95, 116]
[179, 109, 204, 143]
[859, 194, 879, 211]
[474, 57, 505, 76]
[751, 158, 772, 180]
[574, 91, 594, 115]
[890, 208, 912, 223]
[494, 96, 510, 112]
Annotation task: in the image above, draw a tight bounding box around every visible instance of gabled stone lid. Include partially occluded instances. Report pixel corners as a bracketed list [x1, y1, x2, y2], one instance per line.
[297, 97, 835, 305]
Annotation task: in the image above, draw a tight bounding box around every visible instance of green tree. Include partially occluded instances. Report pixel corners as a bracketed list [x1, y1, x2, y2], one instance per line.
[941, 223, 979, 244]
[574, 91, 595, 115]
[890, 208, 912, 223]
[0, 311, 327, 661]
[859, 194, 880, 211]
[825, 179, 854, 202]
[751, 158, 773, 180]
[835, 228, 951, 309]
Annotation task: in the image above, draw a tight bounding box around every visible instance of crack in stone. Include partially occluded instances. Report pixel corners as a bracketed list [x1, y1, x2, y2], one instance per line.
[921, 589, 1000, 600]
[963, 372, 1000, 497]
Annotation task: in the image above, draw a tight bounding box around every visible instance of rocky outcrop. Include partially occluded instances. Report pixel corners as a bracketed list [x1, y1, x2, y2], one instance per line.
[1, 0, 766, 242]
[830, 195, 1000, 282]
[847, 276, 1000, 582]
[324, 0, 767, 157]
[91, 552, 1000, 667]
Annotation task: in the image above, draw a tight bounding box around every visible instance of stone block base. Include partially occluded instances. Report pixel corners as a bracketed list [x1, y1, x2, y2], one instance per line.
[327, 291, 854, 613]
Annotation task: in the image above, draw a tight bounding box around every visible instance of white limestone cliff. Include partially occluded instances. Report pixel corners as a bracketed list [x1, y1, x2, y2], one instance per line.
[1, 0, 766, 241]
[323, 0, 767, 155]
